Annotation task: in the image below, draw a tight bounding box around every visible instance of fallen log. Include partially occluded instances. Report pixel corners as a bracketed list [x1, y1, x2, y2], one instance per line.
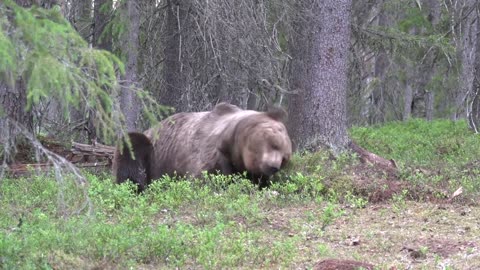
[71, 142, 115, 158]
[348, 140, 397, 172]
[2, 141, 115, 176]
[5, 161, 111, 176]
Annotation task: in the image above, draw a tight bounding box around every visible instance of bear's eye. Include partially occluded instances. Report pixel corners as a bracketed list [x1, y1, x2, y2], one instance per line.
[271, 143, 280, 150]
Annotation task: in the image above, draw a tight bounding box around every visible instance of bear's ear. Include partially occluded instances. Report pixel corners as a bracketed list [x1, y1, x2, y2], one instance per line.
[117, 132, 153, 155]
[213, 102, 241, 116]
[266, 105, 288, 122]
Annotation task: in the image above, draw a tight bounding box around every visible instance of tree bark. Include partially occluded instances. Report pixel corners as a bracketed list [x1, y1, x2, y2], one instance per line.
[71, 141, 115, 158]
[159, 0, 187, 112]
[120, 0, 141, 131]
[467, 5, 480, 132]
[370, 1, 389, 124]
[425, 90, 434, 121]
[403, 82, 413, 121]
[93, 0, 112, 51]
[1, 0, 40, 138]
[417, 0, 440, 121]
[0, 80, 32, 132]
[452, 1, 478, 121]
[288, 0, 352, 153]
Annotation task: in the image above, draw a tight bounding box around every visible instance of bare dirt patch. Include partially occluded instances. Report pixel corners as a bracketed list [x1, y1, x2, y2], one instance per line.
[343, 159, 456, 205]
[259, 201, 480, 269]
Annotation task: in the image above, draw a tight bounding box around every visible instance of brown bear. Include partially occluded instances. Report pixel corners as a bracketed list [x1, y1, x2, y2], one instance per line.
[112, 102, 292, 191]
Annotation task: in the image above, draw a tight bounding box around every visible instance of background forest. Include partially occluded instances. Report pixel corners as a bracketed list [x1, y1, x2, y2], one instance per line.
[2, 0, 480, 150]
[1, 0, 480, 269]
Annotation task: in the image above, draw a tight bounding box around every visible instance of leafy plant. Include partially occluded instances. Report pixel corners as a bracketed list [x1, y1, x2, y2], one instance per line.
[320, 202, 344, 231]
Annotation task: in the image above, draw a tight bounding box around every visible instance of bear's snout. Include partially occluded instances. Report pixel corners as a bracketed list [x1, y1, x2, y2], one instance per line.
[259, 151, 284, 176]
[265, 165, 280, 175]
[267, 166, 280, 175]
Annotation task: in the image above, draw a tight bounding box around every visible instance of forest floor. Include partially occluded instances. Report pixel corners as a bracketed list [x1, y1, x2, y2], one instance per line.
[1, 119, 480, 269]
[255, 200, 480, 269]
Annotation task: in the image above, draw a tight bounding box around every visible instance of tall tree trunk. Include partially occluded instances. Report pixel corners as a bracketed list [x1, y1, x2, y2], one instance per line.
[1, 0, 49, 134]
[70, 0, 92, 42]
[467, 4, 480, 132]
[120, 0, 141, 131]
[288, 0, 352, 153]
[452, 1, 477, 120]
[418, 0, 440, 121]
[425, 90, 434, 121]
[160, 0, 187, 112]
[370, 0, 388, 124]
[93, 0, 112, 50]
[402, 24, 419, 121]
[1, 0, 41, 160]
[403, 82, 413, 121]
[371, 50, 388, 124]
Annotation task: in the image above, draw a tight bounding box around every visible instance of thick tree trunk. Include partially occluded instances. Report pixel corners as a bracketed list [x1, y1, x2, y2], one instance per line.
[1, 0, 39, 137]
[160, 0, 187, 112]
[120, 0, 141, 131]
[452, 1, 478, 121]
[0, 79, 33, 163]
[0, 80, 32, 132]
[467, 8, 480, 132]
[288, 0, 352, 153]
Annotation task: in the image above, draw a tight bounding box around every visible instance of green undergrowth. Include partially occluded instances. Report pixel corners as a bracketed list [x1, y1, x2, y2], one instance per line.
[350, 118, 480, 167]
[350, 118, 480, 196]
[273, 149, 361, 204]
[0, 172, 342, 269]
[2, 118, 480, 269]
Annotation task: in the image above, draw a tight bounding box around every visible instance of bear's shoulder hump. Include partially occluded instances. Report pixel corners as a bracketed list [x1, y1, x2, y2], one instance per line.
[212, 102, 241, 116]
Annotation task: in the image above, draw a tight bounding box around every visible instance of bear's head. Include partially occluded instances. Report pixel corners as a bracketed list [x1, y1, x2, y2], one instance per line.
[232, 107, 292, 185]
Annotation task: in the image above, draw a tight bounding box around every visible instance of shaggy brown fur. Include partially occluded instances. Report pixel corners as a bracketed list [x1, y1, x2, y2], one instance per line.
[112, 102, 292, 191]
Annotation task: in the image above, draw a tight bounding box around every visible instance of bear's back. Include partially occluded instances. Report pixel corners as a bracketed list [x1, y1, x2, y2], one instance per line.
[143, 111, 207, 179]
[145, 105, 262, 180]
